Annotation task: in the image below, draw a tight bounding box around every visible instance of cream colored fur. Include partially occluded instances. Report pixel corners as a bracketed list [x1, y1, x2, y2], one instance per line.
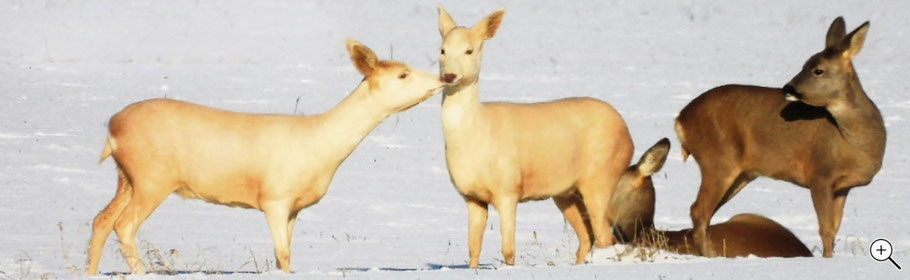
[85, 39, 445, 275]
[436, 6, 634, 268]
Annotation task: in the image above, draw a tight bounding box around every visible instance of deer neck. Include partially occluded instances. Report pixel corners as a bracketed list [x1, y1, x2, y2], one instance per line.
[441, 81, 483, 139]
[315, 80, 389, 165]
[826, 75, 886, 160]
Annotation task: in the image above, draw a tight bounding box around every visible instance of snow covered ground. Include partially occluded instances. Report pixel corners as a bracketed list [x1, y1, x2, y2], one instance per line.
[1, 0, 908, 279]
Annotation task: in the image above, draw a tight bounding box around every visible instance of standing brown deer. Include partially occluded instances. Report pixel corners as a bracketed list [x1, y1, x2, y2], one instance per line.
[610, 138, 812, 258]
[674, 17, 886, 258]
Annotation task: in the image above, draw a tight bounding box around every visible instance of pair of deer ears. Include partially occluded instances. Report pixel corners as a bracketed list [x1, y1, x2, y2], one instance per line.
[438, 6, 505, 39]
[825, 17, 870, 59]
[345, 39, 378, 77]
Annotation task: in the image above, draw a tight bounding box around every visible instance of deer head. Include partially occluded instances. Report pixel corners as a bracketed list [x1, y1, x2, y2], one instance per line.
[783, 17, 870, 111]
[437, 6, 505, 88]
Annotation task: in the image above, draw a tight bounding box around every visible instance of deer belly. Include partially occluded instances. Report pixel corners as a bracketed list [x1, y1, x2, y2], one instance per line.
[174, 179, 261, 210]
[518, 170, 574, 202]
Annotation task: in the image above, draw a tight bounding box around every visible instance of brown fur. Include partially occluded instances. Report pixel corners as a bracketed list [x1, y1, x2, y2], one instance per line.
[611, 138, 812, 258]
[662, 214, 812, 258]
[675, 17, 885, 258]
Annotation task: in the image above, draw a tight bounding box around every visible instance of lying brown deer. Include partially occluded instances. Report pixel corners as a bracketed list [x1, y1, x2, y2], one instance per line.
[86, 39, 448, 275]
[610, 138, 812, 258]
[674, 17, 885, 258]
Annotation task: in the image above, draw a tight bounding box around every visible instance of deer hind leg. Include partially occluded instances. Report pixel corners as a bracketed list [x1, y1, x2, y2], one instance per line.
[689, 167, 742, 257]
[112, 178, 175, 275]
[465, 197, 489, 269]
[577, 175, 618, 248]
[86, 167, 132, 275]
[553, 193, 593, 264]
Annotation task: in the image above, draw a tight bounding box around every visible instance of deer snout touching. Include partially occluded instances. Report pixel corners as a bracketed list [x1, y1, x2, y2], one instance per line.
[782, 84, 800, 101]
[442, 73, 457, 83]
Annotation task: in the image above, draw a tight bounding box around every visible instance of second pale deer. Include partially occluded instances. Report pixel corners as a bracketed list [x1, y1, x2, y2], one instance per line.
[674, 17, 885, 258]
[436, 6, 634, 268]
[610, 138, 812, 258]
[85, 39, 447, 275]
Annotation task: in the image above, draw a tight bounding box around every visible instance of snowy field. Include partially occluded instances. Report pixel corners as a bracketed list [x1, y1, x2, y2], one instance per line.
[1, 0, 908, 279]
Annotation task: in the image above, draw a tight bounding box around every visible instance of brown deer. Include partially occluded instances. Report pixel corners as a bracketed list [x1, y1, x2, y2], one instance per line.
[435, 6, 634, 267]
[85, 39, 448, 275]
[674, 17, 886, 258]
[610, 138, 812, 258]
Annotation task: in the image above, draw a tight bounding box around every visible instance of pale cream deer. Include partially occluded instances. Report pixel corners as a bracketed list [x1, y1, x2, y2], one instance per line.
[85, 39, 447, 275]
[674, 17, 885, 258]
[436, 6, 634, 268]
[610, 138, 812, 258]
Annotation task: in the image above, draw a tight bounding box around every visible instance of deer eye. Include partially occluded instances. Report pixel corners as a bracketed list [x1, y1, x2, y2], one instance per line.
[440, 49, 445, 55]
[398, 72, 408, 79]
[813, 69, 824, 76]
[465, 50, 473, 55]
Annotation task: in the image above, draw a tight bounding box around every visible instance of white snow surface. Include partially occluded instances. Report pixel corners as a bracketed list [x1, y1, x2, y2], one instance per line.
[1, 0, 908, 279]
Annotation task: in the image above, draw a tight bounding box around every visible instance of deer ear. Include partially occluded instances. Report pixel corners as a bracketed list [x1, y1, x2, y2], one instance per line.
[438, 5, 457, 37]
[637, 138, 670, 176]
[345, 38, 378, 77]
[825, 17, 846, 49]
[838, 21, 869, 59]
[471, 8, 504, 40]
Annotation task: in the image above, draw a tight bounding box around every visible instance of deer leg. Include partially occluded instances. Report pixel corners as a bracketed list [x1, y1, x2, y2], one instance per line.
[810, 184, 836, 258]
[832, 189, 850, 234]
[263, 204, 293, 272]
[554, 193, 593, 264]
[86, 167, 132, 275]
[809, 185, 837, 258]
[112, 179, 174, 275]
[717, 173, 756, 208]
[493, 196, 518, 266]
[578, 175, 617, 248]
[286, 210, 300, 250]
[465, 197, 489, 269]
[690, 168, 741, 257]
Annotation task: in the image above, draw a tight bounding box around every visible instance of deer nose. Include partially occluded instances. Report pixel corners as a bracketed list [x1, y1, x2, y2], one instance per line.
[442, 73, 457, 83]
[782, 84, 796, 94]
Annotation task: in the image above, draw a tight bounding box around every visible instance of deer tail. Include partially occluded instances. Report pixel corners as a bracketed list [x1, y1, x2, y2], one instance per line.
[674, 119, 690, 163]
[98, 136, 116, 165]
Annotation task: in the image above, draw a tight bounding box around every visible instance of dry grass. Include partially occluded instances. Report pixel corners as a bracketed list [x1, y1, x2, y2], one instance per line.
[613, 228, 673, 262]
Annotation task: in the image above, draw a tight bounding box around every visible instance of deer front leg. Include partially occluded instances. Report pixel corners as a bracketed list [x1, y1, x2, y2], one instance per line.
[264, 204, 292, 272]
[465, 198, 489, 269]
[810, 185, 836, 258]
[832, 189, 850, 235]
[494, 196, 518, 266]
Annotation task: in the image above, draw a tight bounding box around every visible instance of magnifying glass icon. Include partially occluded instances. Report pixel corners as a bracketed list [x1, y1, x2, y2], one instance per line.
[870, 238, 901, 270]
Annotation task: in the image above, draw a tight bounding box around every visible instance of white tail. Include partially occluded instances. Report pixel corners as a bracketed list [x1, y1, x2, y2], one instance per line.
[675, 17, 885, 258]
[436, 6, 634, 268]
[610, 138, 812, 258]
[85, 39, 446, 275]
